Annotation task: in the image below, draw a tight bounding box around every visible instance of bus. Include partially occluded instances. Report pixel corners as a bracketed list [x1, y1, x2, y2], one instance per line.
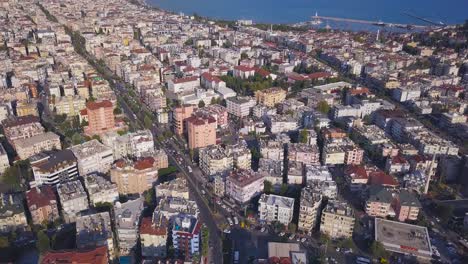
[356, 256, 371, 264]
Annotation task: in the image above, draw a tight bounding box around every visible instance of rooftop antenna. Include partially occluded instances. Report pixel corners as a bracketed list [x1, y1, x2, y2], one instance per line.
[270, 24, 273, 33]
[376, 29, 380, 42]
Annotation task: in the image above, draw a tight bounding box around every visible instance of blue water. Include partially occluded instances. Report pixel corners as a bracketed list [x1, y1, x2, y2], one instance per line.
[149, 0, 468, 25]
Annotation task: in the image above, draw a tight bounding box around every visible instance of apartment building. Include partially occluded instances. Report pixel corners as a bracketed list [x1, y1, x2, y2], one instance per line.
[57, 180, 89, 223]
[76, 212, 114, 258]
[16, 100, 38, 117]
[0, 143, 9, 174]
[83, 174, 119, 206]
[305, 165, 332, 183]
[2, 116, 45, 147]
[140, 212, 168, 258]
[115, 198, 144, 255]
[225, 169, 264, 204]
[260, 140, 284, 161]
[298, 187, 323, 233]
[52, 95, 86, 116]
[199, 145, 233, 176]
[25, 186, 60, 225]
[320, 200, 355, 239]
[172, 215, 201, 258]
[255, 87, 287, 107]
[227, 141, 252, 170]
[102, 129, 155, 159]
[343, 146, 364, 165]
[30, 149, 79, 186]
[226, 97, 256, 118]
[172, 105, 195, 135]
[41, 247, 108, 264]
[70, 139, 114, 176]
[110, 157, 158, 195]
[83, 100, 116, 136]
[365, 186, 395, 218]
[393, 190, 421, 222]
[258, 194, 295, 225]
[186, 115, 217, 150]
[15, 132, 61, 160]
[155, 177, 190, 201]
[0, 193, 28, 232]
[288, 143, 320, 165]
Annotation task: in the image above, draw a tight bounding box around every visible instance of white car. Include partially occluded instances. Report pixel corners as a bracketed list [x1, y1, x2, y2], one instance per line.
[279, 232, 285, 237]
[224, 229, 231, 234]
[300, 237, 307, 243]
[228, 218, 234, 226]
[234, 217, 239, 225]
[288, 234, 295, 240]
[260, 227, 266, 233]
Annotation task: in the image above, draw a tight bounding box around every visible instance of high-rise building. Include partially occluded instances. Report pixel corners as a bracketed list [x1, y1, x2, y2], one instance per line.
[298, 187, 322, 233]
[186, 115, 216, 150]
[320, 200, 355, 239]
[83, 100, 115, 136]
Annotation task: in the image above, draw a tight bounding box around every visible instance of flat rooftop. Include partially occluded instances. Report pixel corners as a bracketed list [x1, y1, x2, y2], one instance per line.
[375, 218, 432, 258]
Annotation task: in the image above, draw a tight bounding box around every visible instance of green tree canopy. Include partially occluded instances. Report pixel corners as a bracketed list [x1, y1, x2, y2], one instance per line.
[198, 100, 206, 108]
[299, 129, 308, 143]
[36, 230, 50, 253]
[113, 107, 122, 115]
[316, 100, 330, 114]
[370, 241, 388, 259]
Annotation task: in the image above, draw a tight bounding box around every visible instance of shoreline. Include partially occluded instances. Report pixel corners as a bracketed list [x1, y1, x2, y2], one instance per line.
[130, 0, 454, 33]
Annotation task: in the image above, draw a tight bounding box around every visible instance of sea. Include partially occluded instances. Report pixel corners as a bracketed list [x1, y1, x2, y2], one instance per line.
[148, 0, 468, 31]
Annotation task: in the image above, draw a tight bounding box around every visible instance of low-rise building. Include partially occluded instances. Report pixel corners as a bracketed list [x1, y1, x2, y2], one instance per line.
[375, 218, 432, 260]
[258, 194, 295, 225]
[110, 157, 159, 195]
[260, 140, 284, 161]
[155, 177, 190, 201]
[57, 180, 89, 223]
[298, 187, 322, 233]
[26, 186, 59, 225]
[320, 200, 355, 239]
[41, 246, 108, 264]
[226, 97, 256, 118]
[115, 198, 144, 255]
[255, 87, 286, 107]
[0, 193, 27, 232]
[225, 169, 264, 204]
[76, 212, 114, 258]
[305, 165, 332, 183]
[2, 115, 44, 148]
[83, 174, 119, 206]
[70, 139, 114, 176]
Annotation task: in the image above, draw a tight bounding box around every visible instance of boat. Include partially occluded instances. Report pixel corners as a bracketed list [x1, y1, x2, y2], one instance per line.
[372, 20, 386, 27]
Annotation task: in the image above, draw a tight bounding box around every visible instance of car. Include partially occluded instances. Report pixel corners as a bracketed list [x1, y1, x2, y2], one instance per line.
[288, 234, 295, 240]
[336, 247, 340, 252]
[296, 237, 301, 242]
[216, 200, 222, 205]
[234, 217, 239, 225]
[300, 237, 307, 243]
[279, 232, 285, 237]
[223, 229, 231, 234]
[260, 227, 266, 233]
[228, 218, 233, 226]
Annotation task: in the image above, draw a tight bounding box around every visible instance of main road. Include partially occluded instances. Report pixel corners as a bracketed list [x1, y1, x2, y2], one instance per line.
[114, 82, 224, 263]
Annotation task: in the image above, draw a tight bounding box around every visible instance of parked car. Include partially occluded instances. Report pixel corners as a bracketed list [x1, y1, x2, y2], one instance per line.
[260, 227, 266, 233]
[279, 232, 285, 237]
[300, 237, 307, 243]
[228, 218, 233, 226]
[223, 229, 231, 234]
[288, 234, 295, 240]
[234, 217, 239, 225]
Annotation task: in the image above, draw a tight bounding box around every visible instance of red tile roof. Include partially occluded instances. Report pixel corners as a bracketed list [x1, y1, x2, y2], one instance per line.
[308, 72, 331, 79]
[172, 76, 198, 84]
[86, 100, 113, 110]
[344, 165, 368, 180]
[41, 246, 108, 264]
[140, 217, 167, 236]
[134, 157, 155, 170]
[234, 65, 255, 72]
[26, 186, 57, 209]
[369, 171, 398, 187]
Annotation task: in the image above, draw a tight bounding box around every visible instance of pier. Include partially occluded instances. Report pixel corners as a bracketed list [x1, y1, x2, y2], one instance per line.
[312, 15, 430, 29]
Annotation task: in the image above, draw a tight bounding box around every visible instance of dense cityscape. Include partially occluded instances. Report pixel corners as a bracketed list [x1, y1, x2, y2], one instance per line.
[0, 0, 467, 263]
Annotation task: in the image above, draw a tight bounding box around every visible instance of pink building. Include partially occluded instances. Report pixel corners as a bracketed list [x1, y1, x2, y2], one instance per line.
[172, 105, 195, 135]
[288, 143, 320, 165]
[186, 115, 217, 150]
[393, 190, 421, 222]
[344, 146, 364, 165]
[195, 105, 228, 128]
[83, 100, 115, 136]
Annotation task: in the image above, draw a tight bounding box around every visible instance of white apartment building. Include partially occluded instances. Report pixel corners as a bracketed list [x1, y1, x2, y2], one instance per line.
[225, 169, 264, 204]
[15, 132, 61, 160]
[70, 139, 114, 176]
[298, 187, 323, 233]
[115, 198, 144, 255]
[30, 149, 79, 186]
[83, 174, 119, 205]
[320, 200, 355, 239]
[102, 130, 155, 160]
[226, 97, 256, 118]
[57, 180, 89, 223]
[199, 145, 233, 176]
[258, 194, 295, 225]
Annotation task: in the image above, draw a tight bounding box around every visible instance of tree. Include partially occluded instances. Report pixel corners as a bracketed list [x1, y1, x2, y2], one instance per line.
[316, 101, 330, 114]
[241, 52, 249, 60]
[299, 129, 308, 143]
[279, 183, 288, 196]
[210, 97, 217, 105]
[71, 133, 83, 145]
[0, 236, 9, 248]
[288, 223, 297, 233]
[201, 226, 210, 256]
[370, 241, 388, 259]
[144, 115, 153, 129]
[1, 166, 21, 191]
[264, 180, 273, 194]
[36, 230, 50, 253]
[113, 107, 122, 115]
[198, 100, 205, 108]
[144, 188, 155, 209]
